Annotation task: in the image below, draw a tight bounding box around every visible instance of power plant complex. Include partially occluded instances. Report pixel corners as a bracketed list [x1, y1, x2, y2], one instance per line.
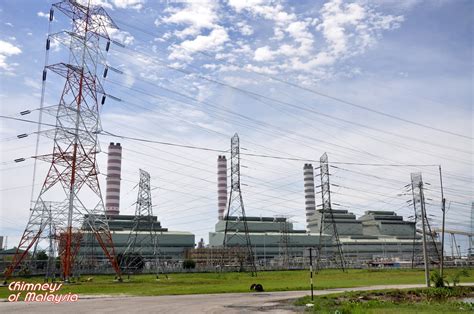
[2, 138, 464, 279]
[1, 1, 471, 282]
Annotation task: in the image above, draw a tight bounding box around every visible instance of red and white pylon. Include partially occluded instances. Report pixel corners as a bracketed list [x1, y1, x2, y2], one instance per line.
[4, 0, 122, 282]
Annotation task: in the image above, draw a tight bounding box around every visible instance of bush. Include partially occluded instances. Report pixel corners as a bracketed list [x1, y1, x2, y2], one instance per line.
[35, 250, 48, 270]
[430, 270, 447, 288]
[182, 259, 196, 269]
[449, 269, 470, 287]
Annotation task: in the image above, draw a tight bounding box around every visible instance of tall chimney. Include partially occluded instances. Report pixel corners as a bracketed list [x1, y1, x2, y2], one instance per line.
[304, 163, 316, 230]
[105, 142, 122, 216]
[217, 155, 227, 220]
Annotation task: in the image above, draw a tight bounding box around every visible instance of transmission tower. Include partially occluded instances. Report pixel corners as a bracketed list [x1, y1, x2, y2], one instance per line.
[223, 133, 257, 276]
[121, 169, 162, 277]
[278, 217, 290, 269]
[4, 0, 121, 282]
[410, 173, 441, 265]
[316, 153, 345, 271]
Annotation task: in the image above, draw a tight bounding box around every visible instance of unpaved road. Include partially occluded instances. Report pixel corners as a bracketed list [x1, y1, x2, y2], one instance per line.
[1, 283, 472, 313]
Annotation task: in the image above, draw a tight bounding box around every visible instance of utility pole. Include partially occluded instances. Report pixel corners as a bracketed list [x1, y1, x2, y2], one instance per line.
[439, 165, 446, 277]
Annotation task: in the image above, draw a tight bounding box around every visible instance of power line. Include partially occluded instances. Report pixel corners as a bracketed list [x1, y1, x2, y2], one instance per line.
[0, 115, 465, 168]
[113, 18, 472, 140]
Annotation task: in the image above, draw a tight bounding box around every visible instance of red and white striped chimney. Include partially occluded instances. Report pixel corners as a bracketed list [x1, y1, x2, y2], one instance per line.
[304, 163, 316, 230]
[217, 155, 227, 220]
[105, 142, 122, 216]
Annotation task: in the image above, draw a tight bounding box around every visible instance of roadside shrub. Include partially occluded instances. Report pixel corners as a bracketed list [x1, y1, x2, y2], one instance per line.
[449, 269, 470, 287]
[182, 259, 196, 269]
[430, 270, 447, 288]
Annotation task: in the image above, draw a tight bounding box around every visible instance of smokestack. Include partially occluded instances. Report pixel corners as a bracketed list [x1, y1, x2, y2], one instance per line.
[304, 163, 316, 230]
[217, 155, 227, 220]
[105, 142, 122, 216]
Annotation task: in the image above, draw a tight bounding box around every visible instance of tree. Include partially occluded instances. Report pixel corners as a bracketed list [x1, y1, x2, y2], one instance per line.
[36, 251, 48, 270]
[182, 259, 196, 270]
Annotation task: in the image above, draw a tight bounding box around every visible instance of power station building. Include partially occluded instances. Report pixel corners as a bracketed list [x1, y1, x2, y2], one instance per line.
[205, 159, 433, 267]
[208, 216, 331, 263]
[77, 143, 195, 271]
[79, 215, 194, 266]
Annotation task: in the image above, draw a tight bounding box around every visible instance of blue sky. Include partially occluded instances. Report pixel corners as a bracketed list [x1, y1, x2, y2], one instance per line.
[0, 0, 472, 254]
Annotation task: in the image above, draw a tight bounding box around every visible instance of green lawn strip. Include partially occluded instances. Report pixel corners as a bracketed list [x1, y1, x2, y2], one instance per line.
[295, 286, 474, 314]
[1, 268, 473, 299]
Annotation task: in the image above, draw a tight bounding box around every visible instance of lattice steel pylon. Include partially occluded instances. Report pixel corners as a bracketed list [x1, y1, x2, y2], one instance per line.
[4, 0, 121, 282]
[410, 173, 441, 264]
[278, 217, 290, 270]
[223, 133, 257, 276]
[316, 153, 345, 271]
[121, 169, 161, 277]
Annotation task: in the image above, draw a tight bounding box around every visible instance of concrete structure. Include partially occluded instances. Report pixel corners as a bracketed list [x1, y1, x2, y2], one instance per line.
[309, 209, 364, 236]
[79, 215, 195, 268]
[206, 209, 429, 267]
[105, 142, 122, 216]
[209, 216, 331, 263]
[303, 163, 316, 230]
[308, 209, 427, 262]
[217, 155, 227, 220]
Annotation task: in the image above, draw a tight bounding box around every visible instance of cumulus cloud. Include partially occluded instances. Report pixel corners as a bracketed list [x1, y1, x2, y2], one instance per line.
[162, 0, 229, 61]
[254, 46, 275, 62]
[37, 11, 49, 19]
[111, 0, 145, 10]
[108, 28, 135, 45]
[0, 40, 22, 72]
[236, 21, 254, 36]
[244, 0, 403, 75]
[317, 0, 403, 60]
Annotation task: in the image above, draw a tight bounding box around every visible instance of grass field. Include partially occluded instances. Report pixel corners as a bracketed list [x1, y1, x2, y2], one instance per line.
[1, 268, 473, 299]
[296, 286, 474, 313]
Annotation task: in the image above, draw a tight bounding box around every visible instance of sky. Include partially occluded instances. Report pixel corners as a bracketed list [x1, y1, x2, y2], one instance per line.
[0, 0, 472, 255]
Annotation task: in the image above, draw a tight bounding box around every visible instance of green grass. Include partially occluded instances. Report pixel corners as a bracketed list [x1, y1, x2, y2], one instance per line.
[296, 286, 474, 313]
[1, 268, 473, 300]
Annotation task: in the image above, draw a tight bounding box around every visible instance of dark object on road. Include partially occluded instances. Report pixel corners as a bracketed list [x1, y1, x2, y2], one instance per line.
[250, 283, 264, 292]
[255, 284, 264, 292]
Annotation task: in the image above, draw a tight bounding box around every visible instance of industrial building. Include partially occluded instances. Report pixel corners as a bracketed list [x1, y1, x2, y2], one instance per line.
[79, 215, 194, 266]
[203, 159, 435, 268]
[208, 216, 330, 264]
[77, 143, 195, 271]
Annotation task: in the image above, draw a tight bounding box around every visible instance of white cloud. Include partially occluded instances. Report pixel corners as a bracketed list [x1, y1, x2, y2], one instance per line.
[0, 40, 22, 71]
[37, 11, 49, 19]
[317, 0, 403, 60]
[112, 0, 145, 10]
[181, 27, 229, 54]
[236, 22, 254, 36]
[76, 0, 113, 9]
[108, 28, 135, 45]
[228, 0, 296, 26]
[162, 0, 229, 61]
[162, 0, 219, 38]
[254, 46, 275, 62]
